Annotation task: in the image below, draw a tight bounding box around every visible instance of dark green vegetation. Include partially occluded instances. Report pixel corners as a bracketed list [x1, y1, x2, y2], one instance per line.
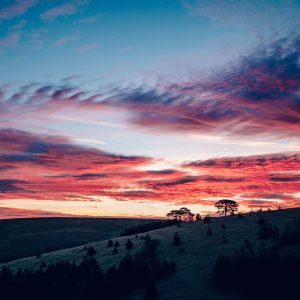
[0, 217, 153, 263]
[0, 236, 175, 300]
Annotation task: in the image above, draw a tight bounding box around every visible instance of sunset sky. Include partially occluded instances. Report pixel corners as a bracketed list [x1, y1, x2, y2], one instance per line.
[1, 0, 300, 218]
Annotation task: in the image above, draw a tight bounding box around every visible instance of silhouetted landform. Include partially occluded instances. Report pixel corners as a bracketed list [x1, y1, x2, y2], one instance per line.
[0, 217, 153, 263]
[120, 220, 178, 237]
[1, 208, 300, 299]
[0, 236, 175, 300]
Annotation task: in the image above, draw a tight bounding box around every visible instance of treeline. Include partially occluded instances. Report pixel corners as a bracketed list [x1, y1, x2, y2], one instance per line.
[0, 236, 175, 300]
[120, 220, 178, 237]
[213, 245, 300, 300]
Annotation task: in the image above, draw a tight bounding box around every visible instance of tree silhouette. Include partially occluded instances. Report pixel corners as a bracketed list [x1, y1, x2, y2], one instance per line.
[166, 207, 194, 222]
[125, 239, 133, 250]
[215, 199, 238, 216]
[173, 232, 181, 246]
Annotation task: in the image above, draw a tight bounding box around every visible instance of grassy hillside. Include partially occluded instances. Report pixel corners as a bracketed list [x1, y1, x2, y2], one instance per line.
[2, 208, 300, 299]
[0, 217, 152, 263]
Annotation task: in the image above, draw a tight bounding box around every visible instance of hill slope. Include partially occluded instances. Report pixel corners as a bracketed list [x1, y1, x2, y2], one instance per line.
[0, 217, 152, 263]
[2, 208, 300, 299]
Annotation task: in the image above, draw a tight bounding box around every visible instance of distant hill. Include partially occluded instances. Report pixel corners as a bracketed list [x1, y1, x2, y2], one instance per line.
[1, 208, 300, 299]
[0, 217, 153, 263]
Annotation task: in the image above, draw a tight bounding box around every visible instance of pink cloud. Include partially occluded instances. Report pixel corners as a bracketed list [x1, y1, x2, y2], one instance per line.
[41, 3, 77, 22]
[0, 0, 36, 21]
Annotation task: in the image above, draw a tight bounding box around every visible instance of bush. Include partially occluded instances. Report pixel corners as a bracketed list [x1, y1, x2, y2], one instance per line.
[173, 232, 181, 246]
[125, 239, 133, 250]
[206, 226, 213, 236]
[113, 246, 118, 255]
[86, 246, 96, 256]
[257, 217, 265, 226]
[114, 241, 120, 247]
[107, 240, 113, 248]
[237, 213, 244, 219]
[203, 215, 212, 223]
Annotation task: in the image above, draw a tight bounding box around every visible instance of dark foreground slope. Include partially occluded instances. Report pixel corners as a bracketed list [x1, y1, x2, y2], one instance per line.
[0, 217, 152, 263]
[2, 208, 300, 300]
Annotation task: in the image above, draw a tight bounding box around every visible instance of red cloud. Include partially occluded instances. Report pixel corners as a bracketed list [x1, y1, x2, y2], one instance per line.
[1, 129, 299, 211]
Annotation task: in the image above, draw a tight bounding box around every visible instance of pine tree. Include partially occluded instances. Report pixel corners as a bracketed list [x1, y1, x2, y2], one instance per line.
[173, 232, 181, 246]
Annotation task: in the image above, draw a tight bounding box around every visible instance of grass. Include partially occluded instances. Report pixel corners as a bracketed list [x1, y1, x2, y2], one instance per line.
[0, 217, 153, 263]
[1, 208, 300, 299]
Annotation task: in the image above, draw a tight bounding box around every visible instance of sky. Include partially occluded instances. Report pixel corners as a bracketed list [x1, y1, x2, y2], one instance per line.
[1, 0, 300, 218]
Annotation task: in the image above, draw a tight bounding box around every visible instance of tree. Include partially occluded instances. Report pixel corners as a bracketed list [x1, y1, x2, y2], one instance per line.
[215, 199, 238, 216]
[166, 207, 194, 222]
[107, 240, 113, 248]
[125, 239, 133, 250]
[195, 213, 202, 221]
[87, 246, 96, 256]
[173, 232, 181, 246]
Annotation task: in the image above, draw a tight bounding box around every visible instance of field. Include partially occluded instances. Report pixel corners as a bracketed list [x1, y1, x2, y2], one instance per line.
[0, 217, 152, 263]
[1, 208, 300, 299]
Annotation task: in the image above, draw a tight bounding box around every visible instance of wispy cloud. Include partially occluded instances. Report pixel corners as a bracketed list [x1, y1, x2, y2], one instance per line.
[41, 3, 77, 22]
[54, 31, 80, 46]
[0, 0, 37, 22]
[77, 43, 101, 53]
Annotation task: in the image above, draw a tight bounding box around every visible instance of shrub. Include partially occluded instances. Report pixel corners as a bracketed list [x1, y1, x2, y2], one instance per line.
[107, 240, 113, 248]
[173, 232, 181, 246]
[206, 226, 213, 236]
[86, 246, 96, 256]
[125, 239, 133, 250]
[257, 217, 265, 226]
[237, 213, 244, 219]
[114, 241, 120, 247]
[203, 215, 212, 223]
[113, 245, 118, 255]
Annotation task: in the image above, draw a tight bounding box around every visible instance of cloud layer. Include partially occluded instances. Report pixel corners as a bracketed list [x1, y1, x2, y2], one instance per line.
[1, 33, 300, 141]
[0, 129, 300, 210]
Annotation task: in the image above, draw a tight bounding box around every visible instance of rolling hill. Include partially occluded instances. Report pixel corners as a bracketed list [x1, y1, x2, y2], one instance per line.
[1, 208, 300, 299]
[0, 217, 153, 263]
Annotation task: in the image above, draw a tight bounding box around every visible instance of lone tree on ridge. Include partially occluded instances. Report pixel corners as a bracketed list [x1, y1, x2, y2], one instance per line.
[215, 199, 238, 216]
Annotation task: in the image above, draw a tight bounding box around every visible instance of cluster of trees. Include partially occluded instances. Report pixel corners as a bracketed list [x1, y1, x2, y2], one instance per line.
[256, 215, 300, 244]
[0, 237, 175, 300]
[120, 220, 178, 237]
[166, 200, 239, 223]
[213, 245, 300, 299]
[166, 207, 194, 221]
